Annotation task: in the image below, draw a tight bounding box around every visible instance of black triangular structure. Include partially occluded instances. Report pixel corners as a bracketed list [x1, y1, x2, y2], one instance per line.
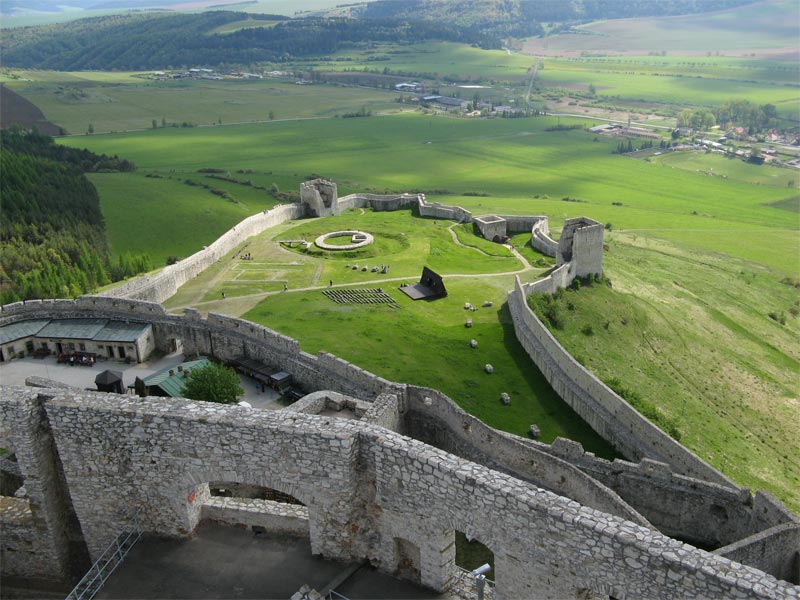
[400, 267, 447, 301]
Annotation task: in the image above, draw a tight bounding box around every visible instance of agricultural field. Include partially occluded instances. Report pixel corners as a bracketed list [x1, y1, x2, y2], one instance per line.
[524, 0, 799, 58]
[60, 114, 798, 272]
[0, 73, 405, 135]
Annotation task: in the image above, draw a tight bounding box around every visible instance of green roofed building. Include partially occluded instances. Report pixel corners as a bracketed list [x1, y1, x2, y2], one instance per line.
[136, 358, 213, 398]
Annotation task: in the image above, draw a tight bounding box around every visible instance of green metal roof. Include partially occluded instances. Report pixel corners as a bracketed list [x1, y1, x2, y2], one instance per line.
[36, 319, 108, 341]
[94, 321, 150, 343]
[0, 320, 50, 345]
[142, 358, 212, 398]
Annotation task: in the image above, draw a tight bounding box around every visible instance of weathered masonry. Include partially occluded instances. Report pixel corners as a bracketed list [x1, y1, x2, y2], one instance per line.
[1, 297, 798, 598]
[1, 183, 798, 597]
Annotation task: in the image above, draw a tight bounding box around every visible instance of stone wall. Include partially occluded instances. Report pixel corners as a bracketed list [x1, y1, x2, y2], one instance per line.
[337, 193, 419, 213]
[508, 276, 734, 487]
[417, 196, 473, 222]
[200, 497, 310, 537]
[527, 437, 797, 554]
[100, 204, 305, 304]
[0, 298, 400, 402]
[556, 217, 604, 277]
[530, 217, 558, 257]
[716, 522, 800, 584]
[2, 387, 796, 599]
[402, 386, 651, 527]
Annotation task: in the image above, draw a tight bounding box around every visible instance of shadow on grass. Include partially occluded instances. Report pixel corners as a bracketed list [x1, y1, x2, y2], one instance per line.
[498, 302, 619, 460]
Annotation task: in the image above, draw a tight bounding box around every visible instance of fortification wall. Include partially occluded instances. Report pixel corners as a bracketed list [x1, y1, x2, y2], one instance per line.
[336, 193, 419, 213]
[0, 298, 399, 402]
[0, 388, 75, 581]
[2, 388, 796, 599]
[530, 217, 558, 257]
[100, 204, 305, 304]
[520, 437, 795, 552]
[201, 497, 309, 537]
[417, 197, 472, 222]
[556, 218, 604, 275]
[508, 277, 733, 487]
[716, 522, 800, 585]
[402, 386, 651, 527]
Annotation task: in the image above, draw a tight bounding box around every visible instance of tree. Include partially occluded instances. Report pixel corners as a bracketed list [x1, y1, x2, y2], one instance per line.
[152, 119, 157, 129]
[183, 362, 244, 404]
[87, 124, 94, 134]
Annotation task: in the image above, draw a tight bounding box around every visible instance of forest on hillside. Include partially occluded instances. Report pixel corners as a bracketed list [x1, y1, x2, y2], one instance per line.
[0, 0, 760, 71]
[0, 12, 498, 70]
[0, 130, 150, 303]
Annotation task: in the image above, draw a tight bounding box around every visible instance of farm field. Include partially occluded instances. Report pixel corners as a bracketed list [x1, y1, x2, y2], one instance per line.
[1, 74, 405, 134]
[60, 114, 799, 273]
[89, 171, 281, 266]
[524, 0, 799, 58]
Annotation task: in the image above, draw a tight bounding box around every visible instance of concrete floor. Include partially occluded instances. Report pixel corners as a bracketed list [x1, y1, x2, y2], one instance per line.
[0, 354, 283, 409]
[96, 522, 447, 600]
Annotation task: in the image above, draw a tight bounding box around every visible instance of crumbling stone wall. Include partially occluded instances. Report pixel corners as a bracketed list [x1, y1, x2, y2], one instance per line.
[201, 497, 309, 537]
[508, 276, 733, 486]
[101, 204, 305, 304]
[557, 217, 604, 277]
[2, 388, 794, 599]
[417, 196, 473, 222]
[300, 179, 339, 217]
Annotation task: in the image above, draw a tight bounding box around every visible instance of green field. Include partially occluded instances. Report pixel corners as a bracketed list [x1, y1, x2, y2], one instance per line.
[60, 114, 798, 273]
[55, 112, 800, 507]
[524, 0, 800, 56]
[528, 236, 800, 510]
[90, 171, 281, 266]
[2, 74, 406, 134]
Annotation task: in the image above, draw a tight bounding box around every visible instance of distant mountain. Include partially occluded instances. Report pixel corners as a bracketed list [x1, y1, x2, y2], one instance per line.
[320, 0, 761, 25]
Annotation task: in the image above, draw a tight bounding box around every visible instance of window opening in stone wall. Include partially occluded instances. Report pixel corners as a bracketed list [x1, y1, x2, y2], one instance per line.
[455, 531, 494, 580]
[209, 482, 304, 505]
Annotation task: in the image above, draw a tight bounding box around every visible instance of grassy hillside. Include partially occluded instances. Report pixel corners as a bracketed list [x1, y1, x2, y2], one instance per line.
[523, 0, 799, 57]
[529, 237, 799, 510]
[57, 112, 799, 512]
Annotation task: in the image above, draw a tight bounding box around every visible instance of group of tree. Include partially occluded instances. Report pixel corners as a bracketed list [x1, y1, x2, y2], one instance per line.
[676, 108, 717, 131]
[612, 138, 654, 154]
[678, 100, 780, 133]
[713, 99, 779, 133]
[0, 129, 150, 304]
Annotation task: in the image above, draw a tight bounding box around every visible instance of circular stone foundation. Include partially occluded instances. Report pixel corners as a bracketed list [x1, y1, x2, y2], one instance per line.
[314, 230, 374, 251]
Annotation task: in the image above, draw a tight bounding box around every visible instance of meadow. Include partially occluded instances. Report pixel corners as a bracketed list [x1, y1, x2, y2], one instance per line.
[61, 114, 798, 273]
[524, 0, 799, 57]
[1, 73, 405, 134]
[528, 236, 799, 510]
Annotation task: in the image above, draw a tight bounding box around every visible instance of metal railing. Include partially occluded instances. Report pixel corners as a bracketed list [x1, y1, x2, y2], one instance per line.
[452, 565, 496, 600]
[65, 512, 143, 600]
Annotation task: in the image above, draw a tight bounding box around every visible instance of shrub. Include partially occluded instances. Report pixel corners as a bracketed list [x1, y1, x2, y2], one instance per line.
[581, 324, 594, 336]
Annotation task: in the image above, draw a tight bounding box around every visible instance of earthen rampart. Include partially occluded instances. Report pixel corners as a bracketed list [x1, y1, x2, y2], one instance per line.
[508, 276, 734, 487]
[2, 388, 798, 599]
